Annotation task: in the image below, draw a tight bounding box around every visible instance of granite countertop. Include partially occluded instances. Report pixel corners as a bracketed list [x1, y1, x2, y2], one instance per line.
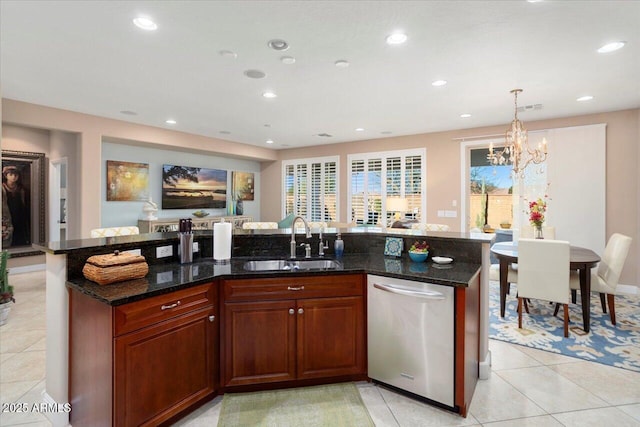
[66, 253, 481, 306]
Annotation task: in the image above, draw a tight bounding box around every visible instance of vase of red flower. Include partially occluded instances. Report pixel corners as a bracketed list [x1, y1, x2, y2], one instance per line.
[528, 198, 547, 239]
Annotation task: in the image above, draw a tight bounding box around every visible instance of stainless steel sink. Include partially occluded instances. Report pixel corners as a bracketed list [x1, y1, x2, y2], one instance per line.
[243, 259, 341, 271]
[290, 259, 341, 270]
[243, 260, 291, 271]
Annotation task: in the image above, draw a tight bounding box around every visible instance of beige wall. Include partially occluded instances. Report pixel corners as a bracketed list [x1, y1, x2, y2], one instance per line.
[262, 109, 639, 286]
[2, 99, 638, 286]
[3, 99, 277, 235]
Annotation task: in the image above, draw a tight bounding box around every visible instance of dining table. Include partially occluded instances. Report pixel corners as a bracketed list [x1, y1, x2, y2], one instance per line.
[490, 241, 601, 333]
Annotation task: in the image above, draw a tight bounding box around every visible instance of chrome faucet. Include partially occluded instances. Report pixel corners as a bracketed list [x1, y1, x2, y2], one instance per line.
[318, 227, 328, 257]
[290, 216, 312, 258]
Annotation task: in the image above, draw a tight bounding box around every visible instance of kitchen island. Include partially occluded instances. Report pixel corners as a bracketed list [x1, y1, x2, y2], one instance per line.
[34, 227, 493, 426]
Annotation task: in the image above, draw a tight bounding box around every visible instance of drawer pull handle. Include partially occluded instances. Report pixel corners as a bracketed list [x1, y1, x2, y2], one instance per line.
[161, 301, 181, 310]
[289, 308, 295, 315]
[287, 285, 305, 291]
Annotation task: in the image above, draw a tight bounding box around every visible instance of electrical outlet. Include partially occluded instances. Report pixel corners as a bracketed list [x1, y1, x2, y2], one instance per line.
[156, 245, 173, 258]
[192, 242, 199, 253]
[123, 248, 141, 256]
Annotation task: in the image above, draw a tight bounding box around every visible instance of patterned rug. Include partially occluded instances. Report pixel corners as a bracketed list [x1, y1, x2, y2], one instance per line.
[217, 383, 374, 427]
[489, 281, 640, 372]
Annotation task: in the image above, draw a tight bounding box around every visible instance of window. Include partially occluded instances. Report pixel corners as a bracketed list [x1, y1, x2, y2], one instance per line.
[348, 149, 426, 225]
[283, 156, 338, 221]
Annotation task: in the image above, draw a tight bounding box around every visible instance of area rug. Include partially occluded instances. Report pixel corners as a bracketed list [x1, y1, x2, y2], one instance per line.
[217, 382, 375, 427]
[489, 281, 640, 372]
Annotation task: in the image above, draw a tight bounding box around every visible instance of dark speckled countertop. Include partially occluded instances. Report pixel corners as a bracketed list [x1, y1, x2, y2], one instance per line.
[47, 227, 491, 306]
[66, 253, 481, 306]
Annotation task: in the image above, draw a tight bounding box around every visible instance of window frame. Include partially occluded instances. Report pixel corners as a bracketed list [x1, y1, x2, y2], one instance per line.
[347, 148, 426, 225]
[282, 155, 339, 222]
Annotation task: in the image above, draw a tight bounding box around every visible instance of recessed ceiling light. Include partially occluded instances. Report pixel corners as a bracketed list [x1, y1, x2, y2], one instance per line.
[165, 119, 177, 125]
[268, 39, 289, 51]
[219, 130, 231, 135]
[460, 113, 472, 118]
[386, 33, 407, 45]
[381, 131, 393, 135]
[281, 56, 296, 64]
[597, 41, 626, 53]
[262, 91, 277, 98]
[335, 60, 350, 68]
[432, 80, 447, 87]
[244, 69, 266, 79]
[264, 124, 271, 128]
[133, 17, 157, 31]
[266, 139, 274, 144]
[219, 50, 238, 59]
[120, 110, 137, 116]
[355, 128, 365, 132]
[576, 95, 594, 102]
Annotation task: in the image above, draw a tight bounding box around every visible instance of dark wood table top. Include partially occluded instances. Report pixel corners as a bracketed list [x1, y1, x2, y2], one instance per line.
[490, 242, 600, 268]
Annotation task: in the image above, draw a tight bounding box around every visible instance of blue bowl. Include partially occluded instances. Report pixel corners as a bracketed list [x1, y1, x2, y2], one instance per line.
[408, 251, 428, 262]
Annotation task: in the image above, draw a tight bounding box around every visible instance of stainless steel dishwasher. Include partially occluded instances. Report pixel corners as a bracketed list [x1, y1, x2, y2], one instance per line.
[367, 274, 454, 408]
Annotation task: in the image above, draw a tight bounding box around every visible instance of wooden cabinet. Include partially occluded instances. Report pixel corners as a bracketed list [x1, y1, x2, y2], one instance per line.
[70, 283, 218, 427]
[221, 274, 365, 389]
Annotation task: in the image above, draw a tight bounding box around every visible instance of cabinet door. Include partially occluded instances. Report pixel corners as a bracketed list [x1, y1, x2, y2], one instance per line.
[114, 307, 217, 427]
[223, 300, 296, 387]
[297, 296, 365, 379]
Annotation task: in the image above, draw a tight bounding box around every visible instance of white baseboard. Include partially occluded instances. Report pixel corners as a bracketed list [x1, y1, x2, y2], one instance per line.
[41, 390, 71, 427]
[479, 350, 492, 380]
[8, 263, 46, 274]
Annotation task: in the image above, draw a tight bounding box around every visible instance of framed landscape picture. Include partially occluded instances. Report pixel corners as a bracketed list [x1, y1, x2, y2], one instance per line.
[162, 164, 227, 209]
[232, 171, 254, 201]
[106, 160, 149, 201]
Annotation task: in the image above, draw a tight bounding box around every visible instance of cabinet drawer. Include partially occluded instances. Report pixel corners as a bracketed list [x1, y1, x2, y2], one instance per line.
[114, 282, 216, 336]
[223, 274, 363, 302]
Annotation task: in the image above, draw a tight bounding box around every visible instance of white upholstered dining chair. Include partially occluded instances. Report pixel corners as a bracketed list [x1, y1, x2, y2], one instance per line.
[489, 226, 556, 290]
[517, 238, 571, 337]
[90, 226, 140, 238]
[242, 222, 278, 230]
[570, 233, 632, 325]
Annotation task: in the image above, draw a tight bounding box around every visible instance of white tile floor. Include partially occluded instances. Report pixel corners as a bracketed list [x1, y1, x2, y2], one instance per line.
[2, 271, 640, 426]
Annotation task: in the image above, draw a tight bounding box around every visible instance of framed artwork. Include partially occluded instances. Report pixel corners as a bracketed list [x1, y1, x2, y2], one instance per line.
[232, 171, 254, 201]
[384, 237, 403, 257]
[106, 160, 149, 201]
[162, 164, 227, 209]
[2, 150, 46, 250]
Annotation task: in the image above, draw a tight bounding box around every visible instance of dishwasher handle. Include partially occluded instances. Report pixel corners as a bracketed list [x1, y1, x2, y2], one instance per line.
[373, 283, 446, 300]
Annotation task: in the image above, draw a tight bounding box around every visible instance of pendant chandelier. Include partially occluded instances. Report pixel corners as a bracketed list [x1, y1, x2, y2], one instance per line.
[487, 89, 547, 177]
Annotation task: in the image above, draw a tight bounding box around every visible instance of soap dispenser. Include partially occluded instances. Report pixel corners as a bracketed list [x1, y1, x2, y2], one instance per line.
[334, 233, 344, 258]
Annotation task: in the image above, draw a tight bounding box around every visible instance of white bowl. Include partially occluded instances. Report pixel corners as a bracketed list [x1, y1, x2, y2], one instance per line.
[432, 256, 453, 264]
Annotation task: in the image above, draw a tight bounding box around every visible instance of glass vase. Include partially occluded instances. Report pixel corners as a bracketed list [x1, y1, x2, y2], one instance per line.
[534, 225, 544, 239]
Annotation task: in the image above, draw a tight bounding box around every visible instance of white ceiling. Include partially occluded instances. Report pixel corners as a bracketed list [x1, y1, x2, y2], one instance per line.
[1, 1, 639, 149]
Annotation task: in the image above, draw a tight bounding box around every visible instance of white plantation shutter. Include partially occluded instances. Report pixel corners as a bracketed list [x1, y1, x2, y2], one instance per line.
[405, 155, 422, 218]
[282, 157, 339, 221]
[284, 164, 295, 215]
[350, 160, 365, 223]
[348, 149, 426, 224]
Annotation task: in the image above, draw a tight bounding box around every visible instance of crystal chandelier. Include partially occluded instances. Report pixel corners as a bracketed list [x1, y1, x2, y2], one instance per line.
[487, 89, 547, 177]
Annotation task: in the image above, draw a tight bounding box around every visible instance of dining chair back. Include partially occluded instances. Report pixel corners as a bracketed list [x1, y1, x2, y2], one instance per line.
[90, 226, 140, 238]
[570, 233, 632, 325]
[517, 238, 571, 337]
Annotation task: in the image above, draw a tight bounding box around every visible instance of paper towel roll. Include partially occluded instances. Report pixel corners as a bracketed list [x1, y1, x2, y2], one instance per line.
[213, 221, 232, 261]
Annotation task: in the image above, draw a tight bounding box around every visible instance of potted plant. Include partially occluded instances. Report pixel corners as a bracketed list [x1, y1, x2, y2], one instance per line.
[0, 251, 14, 326]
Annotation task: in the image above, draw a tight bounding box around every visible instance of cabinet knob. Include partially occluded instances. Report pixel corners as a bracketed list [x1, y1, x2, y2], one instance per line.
[298, 308, 304, 315]
[289, 308, 295, 315]
[208, 315, 215, 322]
